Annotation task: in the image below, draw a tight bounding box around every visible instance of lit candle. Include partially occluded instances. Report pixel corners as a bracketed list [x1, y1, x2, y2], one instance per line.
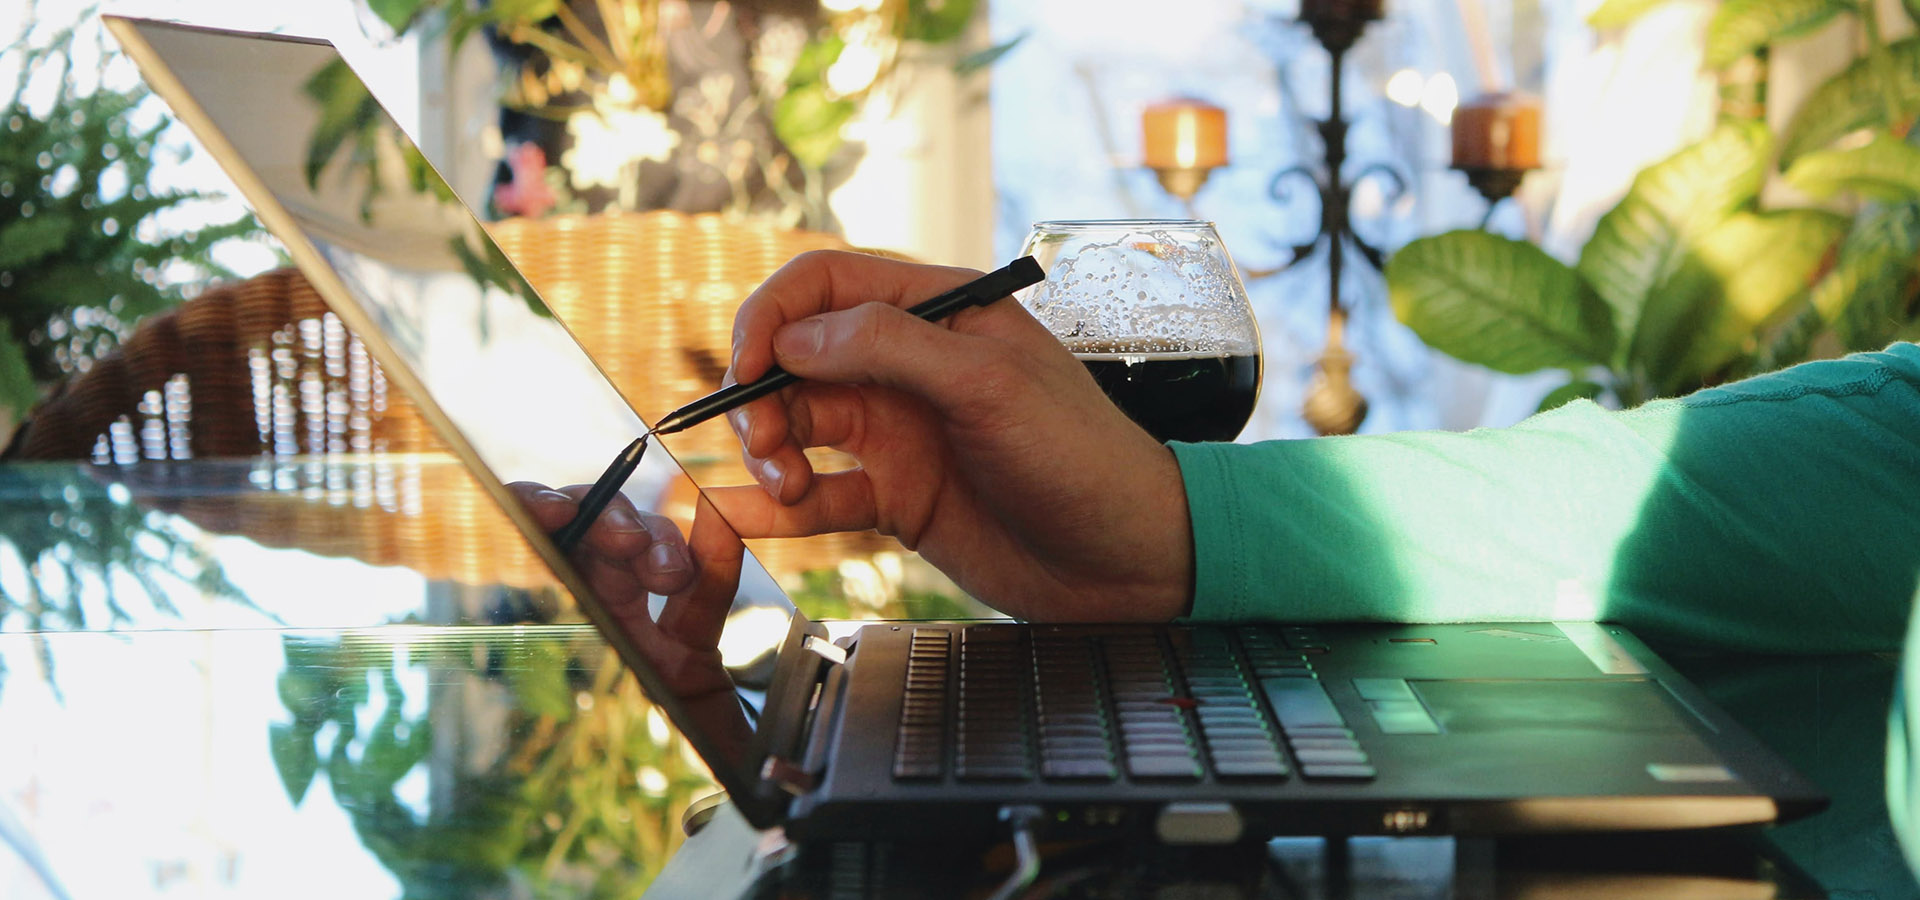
[1450, 93, 1542, 170]
[1142, 99, 1228, 171]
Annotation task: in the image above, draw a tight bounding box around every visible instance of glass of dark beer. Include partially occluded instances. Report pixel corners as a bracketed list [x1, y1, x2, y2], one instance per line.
[1016, 220, 1261, 443]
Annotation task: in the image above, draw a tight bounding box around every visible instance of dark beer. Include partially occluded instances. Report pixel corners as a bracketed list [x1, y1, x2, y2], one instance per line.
[1071, 341, 1260, 443]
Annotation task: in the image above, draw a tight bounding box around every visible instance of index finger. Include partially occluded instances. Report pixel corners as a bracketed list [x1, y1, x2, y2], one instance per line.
[729, 250, 981, 383]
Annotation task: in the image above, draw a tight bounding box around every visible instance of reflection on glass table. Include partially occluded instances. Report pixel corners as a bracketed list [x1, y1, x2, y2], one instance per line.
[0, 625, 702, 899]
[0, 455, 995, 899]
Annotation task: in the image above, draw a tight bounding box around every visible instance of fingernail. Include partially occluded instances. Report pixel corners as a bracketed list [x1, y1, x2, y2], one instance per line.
[731, 323, 746, 368]
[603, 507, 645, 533]
[774, 318, 824, 361]
[728, 408, 754, 444]
[647, 541, 688, 574]
[759, 457, 785, 493]
[533, 490, 573, 505]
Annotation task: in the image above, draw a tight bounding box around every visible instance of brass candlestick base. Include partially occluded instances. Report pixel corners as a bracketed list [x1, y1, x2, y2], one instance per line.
[1302, 310, 1368, 436]
[1151, 165, 1218, 203]
[1458, 166, 1530, 207]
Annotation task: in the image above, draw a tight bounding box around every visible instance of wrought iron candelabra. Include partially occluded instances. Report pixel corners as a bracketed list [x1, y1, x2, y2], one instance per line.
[1260, 4, 1405, 436]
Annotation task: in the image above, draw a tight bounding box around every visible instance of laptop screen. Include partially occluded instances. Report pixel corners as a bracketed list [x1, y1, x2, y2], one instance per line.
[108, 16, 798, 810]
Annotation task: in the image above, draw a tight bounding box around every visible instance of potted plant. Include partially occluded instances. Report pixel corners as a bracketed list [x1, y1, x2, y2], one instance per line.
[1386, 0, 1920, 409]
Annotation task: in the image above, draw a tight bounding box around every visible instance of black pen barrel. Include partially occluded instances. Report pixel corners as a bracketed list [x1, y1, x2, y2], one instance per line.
[550, 436, 648, 553]
[651, 368, 798, 436]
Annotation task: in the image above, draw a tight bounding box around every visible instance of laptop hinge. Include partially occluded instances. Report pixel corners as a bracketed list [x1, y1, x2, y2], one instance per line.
[748, 611, 843, 808]
[761, 658, 850, 796]
[760, 756, 817, 795]
[802, 634, 846, 666]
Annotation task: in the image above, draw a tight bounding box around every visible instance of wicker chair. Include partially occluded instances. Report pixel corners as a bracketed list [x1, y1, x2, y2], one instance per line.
[5, 210, 895, 584]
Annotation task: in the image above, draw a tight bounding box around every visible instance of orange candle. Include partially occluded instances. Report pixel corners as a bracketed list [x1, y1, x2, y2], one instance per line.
[1142, 99, 1228, 170]
[1450, 93, 1542, 170]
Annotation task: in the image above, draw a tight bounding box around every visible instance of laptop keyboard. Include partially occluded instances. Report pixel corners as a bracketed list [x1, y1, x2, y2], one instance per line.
[891, 625, 1376, 784]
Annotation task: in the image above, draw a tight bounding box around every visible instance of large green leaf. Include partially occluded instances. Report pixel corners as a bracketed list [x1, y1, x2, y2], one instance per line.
[1705, 0, 1851, 69]
[1630, 209, 1847, 393]
[1780, 37, 1920, 166]
[1809, 201, 1920, 349]
[1576, 119, 1772, 360]
[1388, 231, 1615, 375]
[1785, 133, 1920, 201]
[1589, 0, 1676, 27]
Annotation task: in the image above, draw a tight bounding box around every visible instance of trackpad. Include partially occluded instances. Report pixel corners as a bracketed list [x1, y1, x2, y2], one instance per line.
[1413, 679, 1692, 736]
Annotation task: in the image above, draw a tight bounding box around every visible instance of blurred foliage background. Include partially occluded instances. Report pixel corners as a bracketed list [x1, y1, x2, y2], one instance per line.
[0, 6, 267, 439]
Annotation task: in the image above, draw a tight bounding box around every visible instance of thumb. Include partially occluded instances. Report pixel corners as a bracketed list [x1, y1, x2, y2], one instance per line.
[772, 301, 1006, 409]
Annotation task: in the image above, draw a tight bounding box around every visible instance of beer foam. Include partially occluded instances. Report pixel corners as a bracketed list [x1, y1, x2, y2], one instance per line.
[1020, 224, 1259, 355]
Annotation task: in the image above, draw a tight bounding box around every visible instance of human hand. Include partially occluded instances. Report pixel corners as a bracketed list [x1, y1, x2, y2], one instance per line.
[507, 482, 747, 732]
[716, 251, 1194, 622]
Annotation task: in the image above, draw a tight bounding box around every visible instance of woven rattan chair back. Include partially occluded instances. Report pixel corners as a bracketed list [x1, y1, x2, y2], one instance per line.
[7, 211, 896, 584]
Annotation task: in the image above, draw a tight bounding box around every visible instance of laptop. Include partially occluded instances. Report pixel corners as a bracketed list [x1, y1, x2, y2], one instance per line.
[106, 15, 1827, 844]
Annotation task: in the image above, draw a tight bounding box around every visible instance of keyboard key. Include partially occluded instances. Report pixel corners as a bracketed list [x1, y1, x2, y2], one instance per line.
[1301, 763, 1377, 781]
[1259, 677, 1347, 731]
[1284, 726, 1353, 740]
[1214, 758, 1290, 778]
[1044, 758, 1119, 780]
[1127, 752, 1203, 779]
[1352, 678, 1416, 702]
[1293, 748, 1370, 765]
[1288, 737, 1361, 752]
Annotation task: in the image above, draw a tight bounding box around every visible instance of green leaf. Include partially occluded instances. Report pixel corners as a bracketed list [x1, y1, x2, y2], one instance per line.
[1387, 231, 1616, 374]
[787, 35, 847, 89]
[1785, 133, 1920, 201]
[1630, 209, 1847, 392]
[0, 322, 38, 421]
[1589, 0, 1676, 27]
[489, 0, 563, 23]
[268, 722, 320, 805]
[1705, 0, 1850, 70]
[774, 85, 857, 170]
[301, 59, 381, 190]
[1538, 380, 1606, 412]
[955, 32, 1026, 77]
[1809, 201, 1920, 349]
[508, 639, 576, 720]
[1906, 0, 1920, 29]
[1780, 37, 1920, 166]
[905, 0, 978, 43]
[1576, 119, 1772, 359]
[365, 0, 432, 32]
[0, 211, 77, 270]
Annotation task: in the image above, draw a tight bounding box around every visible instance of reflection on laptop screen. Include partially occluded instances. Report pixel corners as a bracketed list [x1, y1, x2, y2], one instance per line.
[109, 17, 793, 790]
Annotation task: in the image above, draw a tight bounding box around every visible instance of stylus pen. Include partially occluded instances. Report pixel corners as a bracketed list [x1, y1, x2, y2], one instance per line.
[645, 256, 1045, 437]
[550, 256, 1045, 554]
[550, 435, 649, 554]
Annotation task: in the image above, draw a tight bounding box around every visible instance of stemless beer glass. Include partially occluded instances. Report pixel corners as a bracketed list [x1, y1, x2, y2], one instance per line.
[1016, 220, 1262, 443]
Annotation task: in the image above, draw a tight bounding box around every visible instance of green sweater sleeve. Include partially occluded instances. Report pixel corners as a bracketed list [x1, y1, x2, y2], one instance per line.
[1169, 342, 1920, 654]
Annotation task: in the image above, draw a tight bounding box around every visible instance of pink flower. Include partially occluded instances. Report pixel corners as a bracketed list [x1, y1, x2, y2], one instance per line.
[493, 142, 557, 218]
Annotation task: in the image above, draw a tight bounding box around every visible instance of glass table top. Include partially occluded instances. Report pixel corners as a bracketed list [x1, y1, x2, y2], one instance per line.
[0, 457, 1910, 898]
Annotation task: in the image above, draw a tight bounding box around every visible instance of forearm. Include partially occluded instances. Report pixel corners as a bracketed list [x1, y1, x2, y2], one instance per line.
[1172, 344, 1920, 653]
